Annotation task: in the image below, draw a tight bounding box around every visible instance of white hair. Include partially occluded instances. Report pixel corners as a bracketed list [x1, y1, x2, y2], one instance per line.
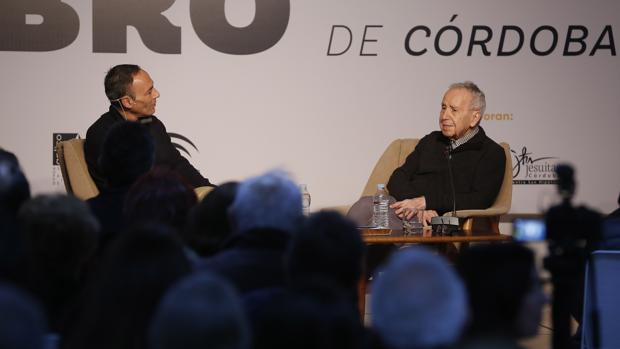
[229, 169, 302, 234]
[449, 81, 486, 117]
[371, 247, 468, 349]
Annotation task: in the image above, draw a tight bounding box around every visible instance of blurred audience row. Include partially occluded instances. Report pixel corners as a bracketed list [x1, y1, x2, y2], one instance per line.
[1, 121, 619, 349]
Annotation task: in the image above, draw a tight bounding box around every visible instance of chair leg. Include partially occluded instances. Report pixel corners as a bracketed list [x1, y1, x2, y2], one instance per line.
[358, 276, 367, 319]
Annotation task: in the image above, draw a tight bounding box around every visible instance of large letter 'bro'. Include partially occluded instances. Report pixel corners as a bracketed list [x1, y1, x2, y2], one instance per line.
[93, 0, 181, 54]
[190, 0, 290, 55]
[0, 0, 80, 51]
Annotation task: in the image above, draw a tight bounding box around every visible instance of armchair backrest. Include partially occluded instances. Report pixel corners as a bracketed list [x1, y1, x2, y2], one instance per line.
[492, 142, 512, 213]
[56, 138, 99, 200]
[361, 138, 419, 197]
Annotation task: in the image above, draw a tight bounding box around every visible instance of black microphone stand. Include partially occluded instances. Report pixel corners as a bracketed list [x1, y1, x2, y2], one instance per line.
[431, 142, 460, 236]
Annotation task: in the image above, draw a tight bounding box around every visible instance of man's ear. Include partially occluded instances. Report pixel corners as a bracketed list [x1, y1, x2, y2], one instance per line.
[120, 96, 133, 109]
[470, 110, 481, 127]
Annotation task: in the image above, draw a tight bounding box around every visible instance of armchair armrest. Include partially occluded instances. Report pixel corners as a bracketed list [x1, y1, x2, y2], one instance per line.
[444, 207, 507, 218]
[195, 186, 215, 201]
[443, 207, 508, 236]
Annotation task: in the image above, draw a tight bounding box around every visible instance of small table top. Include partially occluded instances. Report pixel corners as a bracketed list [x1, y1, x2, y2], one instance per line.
[360, 228, 512, 244]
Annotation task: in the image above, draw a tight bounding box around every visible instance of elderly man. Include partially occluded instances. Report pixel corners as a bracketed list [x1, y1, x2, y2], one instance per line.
[200, 170, 303, 294]
[388, 81, 505, 224]
[85, 64, 212, 190]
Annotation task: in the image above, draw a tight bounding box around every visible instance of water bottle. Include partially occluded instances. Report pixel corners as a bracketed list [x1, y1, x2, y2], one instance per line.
[372, 184, 389, 228]
[300, 184, 311, 216]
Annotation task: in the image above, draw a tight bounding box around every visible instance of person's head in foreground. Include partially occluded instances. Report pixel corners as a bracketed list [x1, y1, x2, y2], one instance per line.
[371, 247, 468, 349]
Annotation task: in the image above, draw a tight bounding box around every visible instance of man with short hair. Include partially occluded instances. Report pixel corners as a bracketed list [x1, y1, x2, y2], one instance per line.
[85, 64, 212, 191]
[388, 81, 505, 224]
[87, 121, 155, 247]
[456, 243, 546, 348]
[0, 149, 30, 284]
[0, 149, 30, 215]
[371, 247, 468, 349]
[228, 170, 302, 235]
[200, 170, 303, 294]
[286, 211, 365, 306]
[148, 272, 250, 349]
[18, 194, 99, 333]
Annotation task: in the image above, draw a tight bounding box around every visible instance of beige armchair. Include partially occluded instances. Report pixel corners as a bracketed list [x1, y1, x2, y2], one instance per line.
[56, 139, 100, 200]
[195, 186, 215, 201]
[56, 138, 214, 201]
[360, 139, 420, 197]
[359, 138, 512, 235]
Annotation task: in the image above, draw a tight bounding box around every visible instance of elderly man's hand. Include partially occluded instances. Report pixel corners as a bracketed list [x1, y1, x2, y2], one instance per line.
[417, 209, 438, 226]
[390, 197, 426, 220]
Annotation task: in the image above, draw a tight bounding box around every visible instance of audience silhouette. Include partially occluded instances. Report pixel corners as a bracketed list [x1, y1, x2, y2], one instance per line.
[8, 144, 615, 349]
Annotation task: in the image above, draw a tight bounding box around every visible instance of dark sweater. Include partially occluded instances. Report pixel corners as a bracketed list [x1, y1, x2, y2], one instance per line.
[387, 127, 505, 215]
[84, 106, 212, 190]
[199, 228, 291, 294]
[86, 186, 129, 250]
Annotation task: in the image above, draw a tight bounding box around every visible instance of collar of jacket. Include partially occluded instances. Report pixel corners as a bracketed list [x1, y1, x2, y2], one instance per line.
[107, 105, 154, 124]
[437, 126, 487, 153]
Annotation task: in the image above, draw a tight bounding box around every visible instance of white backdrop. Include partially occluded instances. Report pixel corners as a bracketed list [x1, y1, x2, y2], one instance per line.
[1, 0, 619, 213]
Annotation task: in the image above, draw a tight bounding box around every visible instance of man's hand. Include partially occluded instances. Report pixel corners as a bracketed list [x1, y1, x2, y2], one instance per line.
[417, 209, 438, 226]
[390, 197, 426, 220]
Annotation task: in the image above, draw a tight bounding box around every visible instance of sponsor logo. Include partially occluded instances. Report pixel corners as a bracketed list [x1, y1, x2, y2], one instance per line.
[52, 132, 79, 188]
[53, 132, 79, 165]
[511, 146, 559, 185]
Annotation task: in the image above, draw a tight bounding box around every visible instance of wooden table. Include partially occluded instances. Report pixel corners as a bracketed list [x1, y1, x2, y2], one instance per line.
[361, 228, 512, 244]
[357, 228, 512, 316]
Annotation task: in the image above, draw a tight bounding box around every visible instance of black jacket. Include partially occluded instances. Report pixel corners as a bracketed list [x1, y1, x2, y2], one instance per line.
[387, 127, 505, 215]
[84, 106, 212, 190]
[199, 228, 291, 294]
